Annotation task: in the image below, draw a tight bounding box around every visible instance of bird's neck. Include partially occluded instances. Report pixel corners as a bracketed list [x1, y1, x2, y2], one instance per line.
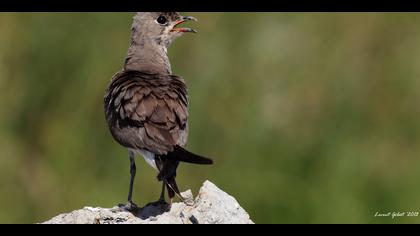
[124, 36, 172, 75]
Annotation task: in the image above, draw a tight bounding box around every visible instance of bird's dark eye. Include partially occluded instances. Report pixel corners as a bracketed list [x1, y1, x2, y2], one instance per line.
[156, 15, 168, 25]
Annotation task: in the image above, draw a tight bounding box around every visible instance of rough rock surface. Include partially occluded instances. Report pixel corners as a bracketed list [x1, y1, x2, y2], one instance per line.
[42, 180, 254, 224]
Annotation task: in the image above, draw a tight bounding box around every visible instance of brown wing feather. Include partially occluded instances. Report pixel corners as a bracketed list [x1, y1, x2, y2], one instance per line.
[104, 70, 188, 155]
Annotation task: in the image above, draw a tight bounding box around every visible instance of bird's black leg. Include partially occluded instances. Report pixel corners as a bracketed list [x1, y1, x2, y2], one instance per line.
[166, 176, 186, 205]
[159, 181, 166, 202]
[148, 156, 170, 208]
[127, 151, 137, 206]
[118, 150, 138, 212]
[161, 159, 192, 206]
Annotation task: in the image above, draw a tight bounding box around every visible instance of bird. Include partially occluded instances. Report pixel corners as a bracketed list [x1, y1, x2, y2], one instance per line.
[104, 12, 213, 212]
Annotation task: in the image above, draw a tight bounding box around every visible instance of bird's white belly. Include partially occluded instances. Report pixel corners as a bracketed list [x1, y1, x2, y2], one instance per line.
[137, 149, 158, 171]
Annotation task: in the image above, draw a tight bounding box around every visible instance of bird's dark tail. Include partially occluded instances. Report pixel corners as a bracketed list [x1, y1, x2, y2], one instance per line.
[167, 145, 213, 165]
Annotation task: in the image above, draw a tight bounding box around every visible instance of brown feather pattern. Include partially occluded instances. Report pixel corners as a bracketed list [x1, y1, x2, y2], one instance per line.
[104, 70, 188, 155]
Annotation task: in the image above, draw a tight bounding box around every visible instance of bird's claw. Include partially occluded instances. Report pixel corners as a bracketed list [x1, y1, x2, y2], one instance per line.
[117, 201, 139, 213]
[145, 198, 171, 211]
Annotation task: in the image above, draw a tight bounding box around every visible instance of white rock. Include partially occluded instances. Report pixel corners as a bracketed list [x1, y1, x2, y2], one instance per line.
[41, 180, 254, 224]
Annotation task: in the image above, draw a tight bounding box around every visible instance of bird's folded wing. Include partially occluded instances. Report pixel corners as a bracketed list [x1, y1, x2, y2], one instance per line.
[105, 70, 188, 155]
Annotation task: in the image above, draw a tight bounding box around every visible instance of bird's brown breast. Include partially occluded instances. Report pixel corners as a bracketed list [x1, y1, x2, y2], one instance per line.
[104, 70, 188, 155]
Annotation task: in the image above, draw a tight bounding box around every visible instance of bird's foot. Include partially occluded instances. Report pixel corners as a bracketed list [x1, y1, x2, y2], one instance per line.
[146, 198, 171, 211]
[117, 201, 139, 213]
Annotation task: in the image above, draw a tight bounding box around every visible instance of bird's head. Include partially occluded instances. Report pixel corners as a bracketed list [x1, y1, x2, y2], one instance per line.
[132, 12, 197, 49]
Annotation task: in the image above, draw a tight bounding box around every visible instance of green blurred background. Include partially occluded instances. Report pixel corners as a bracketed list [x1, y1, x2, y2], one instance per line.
[0, 13, 420, 224]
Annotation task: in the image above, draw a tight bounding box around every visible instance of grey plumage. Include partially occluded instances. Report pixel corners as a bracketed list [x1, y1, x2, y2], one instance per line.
[124, 12, 192, 74]
[103, 12, 212, 211]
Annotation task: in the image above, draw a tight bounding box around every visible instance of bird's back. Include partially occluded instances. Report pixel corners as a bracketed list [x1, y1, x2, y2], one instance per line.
[104, 70, 188, 155]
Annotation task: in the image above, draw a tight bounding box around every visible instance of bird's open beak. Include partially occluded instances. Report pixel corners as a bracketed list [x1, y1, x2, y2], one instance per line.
[171, 16, 198, 33]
